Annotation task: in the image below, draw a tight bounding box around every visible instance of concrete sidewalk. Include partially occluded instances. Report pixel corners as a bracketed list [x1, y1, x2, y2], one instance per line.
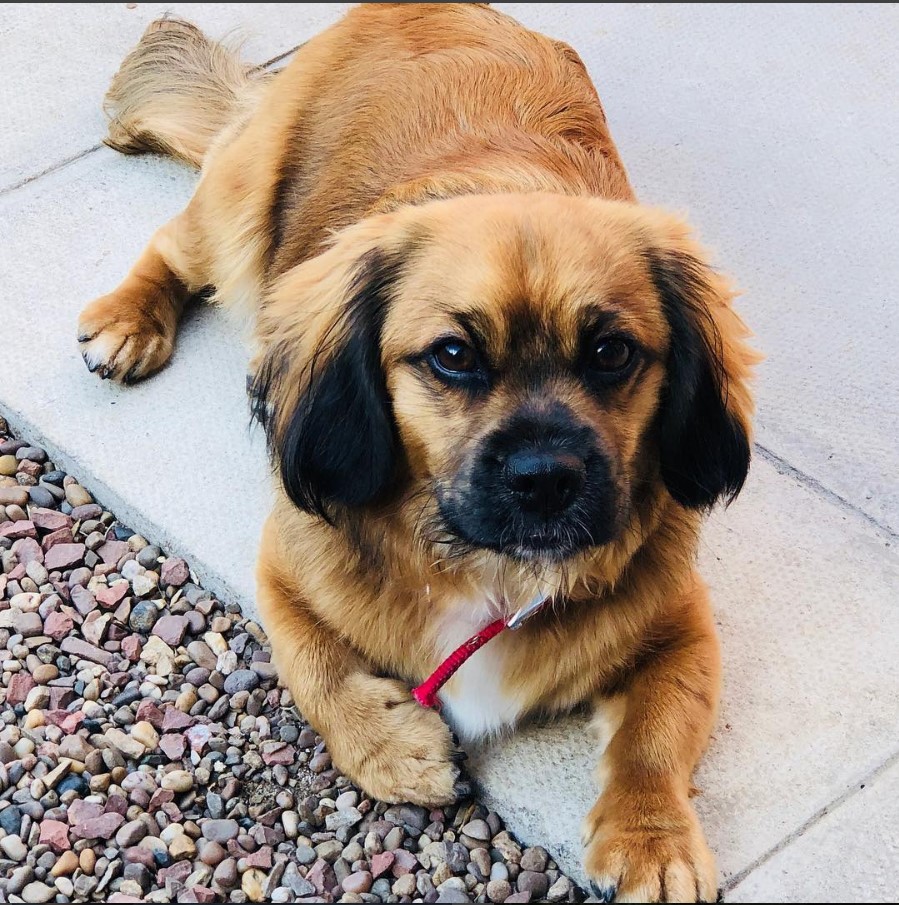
[2, 3, 897, 901]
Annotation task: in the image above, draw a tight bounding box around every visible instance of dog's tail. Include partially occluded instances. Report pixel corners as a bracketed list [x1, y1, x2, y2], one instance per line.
[103, 17, 268, 168]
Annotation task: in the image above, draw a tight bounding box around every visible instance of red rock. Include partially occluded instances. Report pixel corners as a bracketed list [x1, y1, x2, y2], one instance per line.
[158, 860, 192, 885]
[12, 536, 42, 564]
[160, 557, 190, 588]
[8, 563, 26, 580]
[70, 811, 125, 840]
[105, 794, 128, 816]
[391, 849, 419, 877]
[71, 503, 102, 521]
[114, 598, 131, 623]
[29, 507, 72, 532]
[6, 673, 36, 705]
[159, 734, 186, 760]
[162, 801, 183, 822]
[44, 710, 85, 733]
[261, 742, 295, 766]
[124, 846, 156, 867]
[121, 635, 142, 661]
[371, 851, 395, 879]
[307, 859, 338, 896]
[97, 581, 129, 609]
[17, 459, 42, 478]
[245, 847, 273, 869]
[69, 585, 96, 617]
[152, 614, 189, 646]
[43, 610, 75, 641]
[39, 819, 70, 853]
[0, 519, 36, 539]
[49, 687, 75, 710]
[149, 788, 175, 810]
[42, 527, 74, 551]
[505, 894, 533, 904]
[107, 622, 128, 642]
[59, 636, 114, 668]
[68, 800, 104, 825]
[44, 543, 86, 571]
[182, 888, 216, 904]
[97, 540, 130, 566]
[162, 707, 193, 732]
[135, 699, 165, 728]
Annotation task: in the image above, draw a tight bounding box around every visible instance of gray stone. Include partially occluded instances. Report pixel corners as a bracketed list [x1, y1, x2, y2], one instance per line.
[201, 819, 240, 844]
[223, 669, 259, 694]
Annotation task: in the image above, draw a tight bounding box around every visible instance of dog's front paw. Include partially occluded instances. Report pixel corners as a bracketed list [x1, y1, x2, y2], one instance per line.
[326, 675, 469, 807]
[78, 291, 175, 383]
[582, 796, 716, 903]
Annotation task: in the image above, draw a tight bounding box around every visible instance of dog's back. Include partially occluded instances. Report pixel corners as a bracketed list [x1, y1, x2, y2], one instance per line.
[101, 4, 633, 275]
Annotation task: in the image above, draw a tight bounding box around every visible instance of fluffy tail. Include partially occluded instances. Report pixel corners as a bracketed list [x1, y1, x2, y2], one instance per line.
[103, 17, 267, 168]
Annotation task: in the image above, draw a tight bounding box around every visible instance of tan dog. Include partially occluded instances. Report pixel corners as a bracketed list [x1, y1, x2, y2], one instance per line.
[77, 5, 756, 900]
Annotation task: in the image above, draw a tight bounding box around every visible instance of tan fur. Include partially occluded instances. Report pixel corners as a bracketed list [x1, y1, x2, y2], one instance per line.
[78, 6, 757, 900]
[103, 18, 268, 167]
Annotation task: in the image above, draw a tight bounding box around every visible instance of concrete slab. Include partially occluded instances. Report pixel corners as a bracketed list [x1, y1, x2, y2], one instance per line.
[0, 148, 269, 607]
[0, 2, 350, 193]
[498, 2, 899, 532]
[728, 757, 899, 903]
[470, 455, 899, 891]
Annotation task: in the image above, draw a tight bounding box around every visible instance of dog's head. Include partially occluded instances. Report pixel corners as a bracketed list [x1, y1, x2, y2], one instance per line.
[251, 194, 754, 564]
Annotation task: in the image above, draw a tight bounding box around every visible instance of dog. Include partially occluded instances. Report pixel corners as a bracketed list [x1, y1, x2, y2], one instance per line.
[77, 5, 756, 900]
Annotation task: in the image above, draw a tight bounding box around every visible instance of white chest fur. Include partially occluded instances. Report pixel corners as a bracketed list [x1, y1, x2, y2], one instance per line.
[435, 598, 525, 741]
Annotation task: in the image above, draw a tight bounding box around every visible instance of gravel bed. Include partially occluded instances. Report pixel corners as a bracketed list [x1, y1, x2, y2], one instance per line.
[0, 416, 582, 904]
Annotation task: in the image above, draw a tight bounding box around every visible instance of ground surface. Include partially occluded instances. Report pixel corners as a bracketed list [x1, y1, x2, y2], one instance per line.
[0, 421, 577, 904]
[0, 3, 897, 902]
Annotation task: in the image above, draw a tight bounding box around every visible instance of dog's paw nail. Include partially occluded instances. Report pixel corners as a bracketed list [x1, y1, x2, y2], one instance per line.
[77, 333, 91, 343]
[449, 749, 468, 764]
[589, 881, 617, 903]
[453, 778, 473, 801]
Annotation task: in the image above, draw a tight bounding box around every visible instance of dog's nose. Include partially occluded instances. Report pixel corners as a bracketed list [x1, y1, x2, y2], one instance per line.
[504, 450, 586, 515]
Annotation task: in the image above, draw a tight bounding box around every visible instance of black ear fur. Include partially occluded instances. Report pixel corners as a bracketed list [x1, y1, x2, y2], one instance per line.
[648, 250, 750, 509]
[250, 251, 401, 519]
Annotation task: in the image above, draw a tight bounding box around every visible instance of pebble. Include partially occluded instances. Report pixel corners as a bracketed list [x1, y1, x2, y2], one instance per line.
[487, 878, 513, 902]
[517, 871, 549, 900]
[201, 818, 239, 843]
[0, 427, 578, 905]
[0, 834, 28, 861]
[223, 669, 259, 694]
[161, 770, 194, 792]
[21, 882, 56, 904]
[520, 847, 549, 872]
[242, 867, 267, 902]
[50, 850, 80, 877]
[64, 484, 93, 507]
[129, 599, 159, 632]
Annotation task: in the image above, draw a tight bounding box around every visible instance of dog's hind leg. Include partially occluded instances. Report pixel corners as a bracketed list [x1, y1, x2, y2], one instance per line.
[77, 210, 206, 382]
[77, 17, 270, 382]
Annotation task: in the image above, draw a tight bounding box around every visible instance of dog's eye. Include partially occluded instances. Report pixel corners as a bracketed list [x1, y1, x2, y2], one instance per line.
[432, 340, 479, 375]
[590, 337, 633, 373]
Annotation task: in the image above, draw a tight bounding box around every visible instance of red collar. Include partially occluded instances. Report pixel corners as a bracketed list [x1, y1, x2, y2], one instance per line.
[412, 594, 548, 709]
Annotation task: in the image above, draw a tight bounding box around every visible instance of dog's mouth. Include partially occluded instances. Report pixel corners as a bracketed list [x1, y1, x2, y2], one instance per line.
[436, 505, 603, 563]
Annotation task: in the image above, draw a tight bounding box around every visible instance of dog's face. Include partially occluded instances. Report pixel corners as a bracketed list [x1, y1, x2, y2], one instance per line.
[252, 194, 753, 564]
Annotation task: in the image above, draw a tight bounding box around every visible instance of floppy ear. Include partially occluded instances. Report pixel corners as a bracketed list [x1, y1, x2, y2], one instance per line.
[250, 240, 403, 519]
[647, 242, 755, 509]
